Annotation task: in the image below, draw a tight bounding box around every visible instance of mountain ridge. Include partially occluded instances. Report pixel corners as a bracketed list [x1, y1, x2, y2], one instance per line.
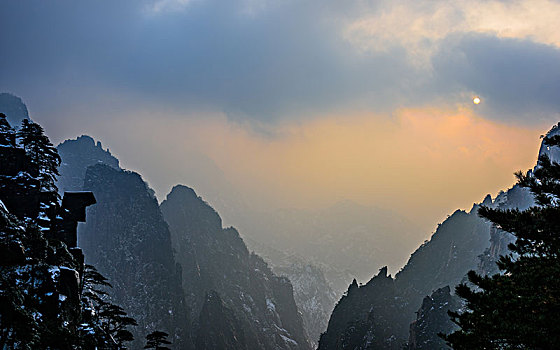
[318, 123, 558, 349]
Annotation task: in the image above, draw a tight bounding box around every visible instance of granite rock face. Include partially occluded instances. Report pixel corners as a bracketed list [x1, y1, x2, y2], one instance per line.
[161, 185, 312, 350]
[270, 259, 338, 347]
[79, 165, 190, 349]
[408, 286, 460, 350]
[57, 135, 120, 194]
[319, 268, 402, 350]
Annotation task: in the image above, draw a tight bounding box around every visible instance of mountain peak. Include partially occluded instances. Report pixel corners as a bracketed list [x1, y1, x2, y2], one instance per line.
[67, 134, 94, 145]
[539, 122, 560, 162]
[379, 266, 388, 278]
[56, 135, 120, 194]
[162, 184, 223, 232]
[0, 93, 30, 127]
[168, 184, 198, 200]
[482, 194, 493, 206]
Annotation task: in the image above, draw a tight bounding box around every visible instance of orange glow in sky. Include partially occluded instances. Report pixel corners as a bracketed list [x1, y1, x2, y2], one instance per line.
[65, 105, 545, 234]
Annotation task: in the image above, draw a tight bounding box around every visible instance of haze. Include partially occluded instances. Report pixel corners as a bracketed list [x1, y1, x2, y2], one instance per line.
[1, 0, 558, 274]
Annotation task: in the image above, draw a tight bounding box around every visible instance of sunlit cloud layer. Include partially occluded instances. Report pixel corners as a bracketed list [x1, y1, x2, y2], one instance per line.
[344, 0, 560, 58]
[61, 104, 543, 232]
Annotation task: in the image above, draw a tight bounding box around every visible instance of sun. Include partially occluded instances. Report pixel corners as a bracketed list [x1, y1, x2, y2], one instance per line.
[473, 97, 481, 105]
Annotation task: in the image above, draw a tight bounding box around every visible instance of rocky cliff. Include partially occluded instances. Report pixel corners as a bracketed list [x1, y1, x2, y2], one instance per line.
[57, 135, 120, 194]
[161, 185, 312, 350]
[79, 165, 190, 349]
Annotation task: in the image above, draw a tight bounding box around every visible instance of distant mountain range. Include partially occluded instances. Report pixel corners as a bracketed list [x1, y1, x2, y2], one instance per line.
[242, 201, 422, 285]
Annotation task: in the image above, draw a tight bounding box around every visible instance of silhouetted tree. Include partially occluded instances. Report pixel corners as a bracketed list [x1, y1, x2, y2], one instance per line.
[1, 118, 137, 349]
[80, 264, 137, 348]
[0, 113, 16, 146]
[145, 330, 172, 350]
[443, 135, 560, 349]
[17, 119, 61, 195]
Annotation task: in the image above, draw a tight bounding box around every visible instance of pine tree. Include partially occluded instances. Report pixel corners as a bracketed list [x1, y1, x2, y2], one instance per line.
[1, 199, 78, 349]
[145, 331, 172, 350]
[443, 135, 560, 349]
[80, 264, 138, 349]
[2, 118, 137, 349]
[17, 119, 61, 195]
[0, 208, 41, 348]
[0, 113, 16, 146]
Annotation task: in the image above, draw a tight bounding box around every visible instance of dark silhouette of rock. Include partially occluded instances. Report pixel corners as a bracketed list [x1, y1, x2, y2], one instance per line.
[319, 267, 402, 350]
[319, 206, 493, 349]
[196, 291, 249, 350]
[408, 286, 460, 350]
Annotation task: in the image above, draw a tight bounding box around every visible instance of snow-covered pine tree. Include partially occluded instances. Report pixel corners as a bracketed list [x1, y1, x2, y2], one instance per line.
[1, 117, 137, 349]
[0, 113, 16, 146]
[17, 119, 61, 200]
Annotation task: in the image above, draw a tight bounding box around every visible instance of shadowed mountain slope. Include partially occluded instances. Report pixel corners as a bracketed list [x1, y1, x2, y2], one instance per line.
[161, 185, 312, 350]
[79, 165, 190, 348]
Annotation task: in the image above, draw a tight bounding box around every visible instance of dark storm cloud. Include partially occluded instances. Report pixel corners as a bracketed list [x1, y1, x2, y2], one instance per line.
[1, 0, 559, 125]
[0, 0, 419, 121]
[432, 34, 560, 122]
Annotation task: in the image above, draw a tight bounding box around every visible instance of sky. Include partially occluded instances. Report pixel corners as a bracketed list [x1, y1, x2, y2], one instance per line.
[1, 0, 559, 236]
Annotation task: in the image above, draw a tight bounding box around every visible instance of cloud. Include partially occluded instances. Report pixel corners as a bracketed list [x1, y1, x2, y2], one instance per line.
[2, 0, 556, 235]
[1, 0, 559, 128]
[0, 0, 412, 121]
[432, 33, 560, 122]
[146, 0, 193, 14]
[343, 0, 560, 60]
[71, 104, 543, 232]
